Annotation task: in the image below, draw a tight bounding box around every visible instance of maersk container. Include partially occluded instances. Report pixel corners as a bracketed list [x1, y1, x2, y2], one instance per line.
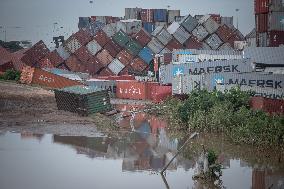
[167, 22, 191, 44]
[86, 79, 117, 97]
[168, 10, 180, 24]
[243, 47, 284, 65]
[147, 37, 164, 54]
[192, 25, 209, 41]
[203, 17, 220, 34]
[269, 12, 284, 31]
[112, 30, 130, 48]
[159, 59, 254, 84]
[180, 14, 198, 33]
[152, 26, 172, 45]
[108, 58, 125, 75]
[125, 39, 143, 56]
[139, 47, 154, 64]
[143, 22, 156, 34]
[153, 9, 168, 22]
[86, 40, 102, 56]
[205, 34, 223, 50]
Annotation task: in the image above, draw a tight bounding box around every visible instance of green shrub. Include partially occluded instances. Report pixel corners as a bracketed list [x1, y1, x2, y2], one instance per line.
[0, 69, 21, 81]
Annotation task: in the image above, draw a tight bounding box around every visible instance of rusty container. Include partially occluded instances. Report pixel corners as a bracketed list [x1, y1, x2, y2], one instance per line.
[38, 58, 54, 69]
[94, 30, 111, 47]
[130, 57, 148, 72]
[148, 85, 172, 103]
[254, 0, 269, 14]
[166, 38, 183, 51]
[132, 28, 152, 47]
[74, 46, 93, 63]
[65, 55, 83, 73]
[116, 50, 134, 66]
[98, 67, 115, 76]
[72, 29, 92, 46]
[184, 37, 203, 49]
[96, 49, 114, 67]
[216, 24, 234, 42]
[256, 14, 268, 33]
[250, 97, 284, 115]
[86, 56, 104, 75]
[104, 40, 122, 57]
[116, 80, 147, 100]
[44, 50, 64, 67]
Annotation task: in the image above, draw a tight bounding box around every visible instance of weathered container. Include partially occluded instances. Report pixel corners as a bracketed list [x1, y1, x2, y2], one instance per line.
[218, 42, 233, 50]
[86, 79, 117, 97]
[125, 39, 143, 56]
[56, 45, 70, 61]
[140, 9, 154, 22]
[152, 26, 172, 45]
[94, 30, 110, 47]
[216, 24, 234, 42]
[148, 85, 172, 103]
[205, 34, 223, 50]
[88, 20, 105, 36]
[44, 50, 64, 67]
[133, 28, 152, 47]
[180, 14, 198, 33]
[192, 25, 209, 41]
[98, 67, 115, 76]
[73, 29, 93, 46]
[269, 31, 284, 47]
[139, 47, 154, 64]
[125, 8, 142, 20]
[221, 17, 234, 28]
[179, 75, 206, 94]
[202, 42, 212, 50]
[116, 20, 142, 35]
[210, 14, 221, 24]
[163, 53, 173, 64]
[65, 55, 86, 73]
[256, 32, 268, 47]
[90, 16, 107, 24]
[65, 37, 82, 54]
[166, 38, 183, 51]
[130, 57, 148, 72]
[255, 0, 269, 14]
[184, 37, 203, 49]
[56, 62, 70, 71]
[160, 47, 171, 55]
[203, 17, 220, 34]
[256, 14, 268, 32]
[116, 80, 147, 100]
[112, 30, 131, 48]
[21, 41, 50, 66]
[86, 57, 105, 75]
[155, 22, 168, 28]
[159, 59, 254, 84]
[143, 22, 156, 34]
[86, 39, 102, 56]
[116, 50, 133, 66]
[250, 96, 284, 114]
[269, 12, 284, 31]
[168, 10, 180, 24]
[175, 16, 185, 22]
[54, 86, 112, 115]
[96, 49, 114, 67]
[153, 9, 167, 22]
[20, 66, 82, 88]
[243, 47, 284, 65]
[74, 46, 93, 63]
[102, 24, 116, 38]
[108, 58, 125, 75]
[269, 0, 284, 11]
[147, 37, 164, 54]
[167, 22, 191, 44]
[38, 58, 54, 69]
[78, 17, 90, 29]
[103, 40, 122, 57]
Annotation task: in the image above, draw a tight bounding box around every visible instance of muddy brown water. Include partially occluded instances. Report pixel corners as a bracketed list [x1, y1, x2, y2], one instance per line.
[0, 106, 283, 189]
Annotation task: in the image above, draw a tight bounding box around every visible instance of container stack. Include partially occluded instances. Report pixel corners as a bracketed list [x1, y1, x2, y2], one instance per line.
[255, 0, 284, 47]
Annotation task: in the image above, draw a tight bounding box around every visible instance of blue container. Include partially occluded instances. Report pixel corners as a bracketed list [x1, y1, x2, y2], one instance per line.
[138, 47, 154, 64]
[143, 22, 155, 34]
[154, 9, 167, 22]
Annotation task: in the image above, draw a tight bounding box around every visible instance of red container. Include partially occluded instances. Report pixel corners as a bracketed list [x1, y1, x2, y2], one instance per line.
[256, 14, 268, 32]
[94, 30, 110, 47]
[255, 0, 269, 14]
[132, 28, 152, 47]
[0, 62, 14, 72]
[166, 38, 183, 51]
[116, 50, 134, 66]
[149, 116, 167, 135]
[210, 14, 221, 24]
[44, 50, 64, 67]
[118, 65, 132, 76]
[216, 24, 234, 42]
[74, 46, 93, 63]
[184, 37, 203, 49]
[140, 9, 154, 22]
[269, 31, 284, 47]
[56, 63, 70, 71]
[86, 56, 104, 75]
[98, 67, 115, 76]
[96, 49, 114, 67]
[104, 40, 122, 57]
[72, 29, 92, 46]
[130, 57, 148, 72]
[163, 53, 172, 64]
[145, 82, 159, 99]
[227, 33, 243, 47]
[65, 55, 83, 72]
[148, 85, 172, 103]
[96, 75, 135, 80]
[250, 97, 284, 115]
[38, 58, 54, 69]
[116, 80, 147, 100]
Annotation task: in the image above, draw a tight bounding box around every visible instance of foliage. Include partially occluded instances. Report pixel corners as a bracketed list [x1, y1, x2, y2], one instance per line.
[0, 40, 23, 52]
[0, 69, 21, 81]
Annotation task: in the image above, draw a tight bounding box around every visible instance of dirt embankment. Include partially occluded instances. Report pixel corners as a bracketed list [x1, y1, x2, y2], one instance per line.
[0, 81, 107, 136]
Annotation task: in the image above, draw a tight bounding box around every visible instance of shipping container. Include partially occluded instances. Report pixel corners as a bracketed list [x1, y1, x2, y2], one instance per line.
[98, 67, 115, 76]
[243, 47, 284, 65]
[116, 20, 142, 35]
[155, 22, 168, 28]
[130, 57, 148, 72]
[74, 46, 93, 63]
[21, 41, 50, 66]
[205, 34, 223, 50]
[160, 47, 171, 55]
[184, 37, 203, 49]
[167, 22, 191, 44]
[112, 30, 131, 48]
[250, 96, 284, 114]
[91, 16, 107, 24]
[88, 20, 105, 36]
[102, 24, 116, 38]
[133, 28, 152, 47]
[139, 47, 154, 64]
[86, 39, 102, 56]
[108, 58, 125, 75]
[148, 85, 172, 103]
[269, 31, 284, 47]
[152, 26, 172, 45]
[116, 50, 133, 66]
[56, 45, 70, 60]
[221, 17, 234, 28]
[96, 49, 114, 67]
[192, 25, 209, 41]
[94, 30, 110, 47]
[147, 37, 164, 54]
[159, 59, 254, 84]
[54, 85, 112, 115]
[44, 50, 64, 67]
[256, 14, 268, 32]
[116, 80, 147, 100]
[86, 79, 117, 97]
[269, 12, 284, 31]
[56, 62, 70, 71]
[269, 0, 284, 11]
[175, 16, 185, 22]
[65, 37, 82, 54]
[65, 55, 87, 73]
[256, 32, 268, 47]
[162, 53, 172, 64]
[218, 42, 234, 50]
[168, 10, 181, 24]
[216, 24, 234, 42]
[125, 39, 143, 56]
[38, 58, 54, 69]
[255, 0, 269, 14]
[166, 38, 183, 51]
[143, 22, 156, 34]
[153, 9, 167, 22]
[86, 57, 104, 75]
[202, 42, 212, 50]
[203, 17, 220, 34]
[125, 8, 142, 20]
[180, 14, 198, 33]
[104, 40, 122, 57]
[78, 17, 90, 29]
[210, 14, 221, 24]
[140, 9, 154, 22]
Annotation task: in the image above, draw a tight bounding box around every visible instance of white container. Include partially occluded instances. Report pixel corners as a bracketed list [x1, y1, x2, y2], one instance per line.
[168, 10, 181, 24]
[152, 26, 172, 45]
[116, 19, 142, 35]
[218, 43, 233, 50]
[192, 25, 209, 41]
[65, 38, 82, 53]
[102, 24, 116, 37]
[167, 22, 190, 44]
[147, 37, 164, 54]
[56, 45, 70, 60]
[203, 17, 219, 34]
[108, 58, 125, 75]
[86, 40, 102, 56]
[205, 34, 223, 50]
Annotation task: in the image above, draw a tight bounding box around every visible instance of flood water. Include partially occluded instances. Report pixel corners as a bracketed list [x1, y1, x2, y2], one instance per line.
[0, 105, 283, 189]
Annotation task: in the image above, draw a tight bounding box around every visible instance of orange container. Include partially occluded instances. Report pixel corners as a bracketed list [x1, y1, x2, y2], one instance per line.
[148, 85, 172, 103]
[250, 97, 284, 115]
[116, 80, 147, 100]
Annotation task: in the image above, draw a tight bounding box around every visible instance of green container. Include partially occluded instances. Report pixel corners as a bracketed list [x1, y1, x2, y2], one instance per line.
[125, 39, 143, 56]
[112, 30, 130, 48]
[54, 85, 112, 116]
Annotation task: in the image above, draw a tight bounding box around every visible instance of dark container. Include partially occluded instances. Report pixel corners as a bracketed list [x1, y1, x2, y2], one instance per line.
[44, 50, 64, 67]
[140, 9, 154, 22]
[216, 24, 234, 42]
[72, 29, 93, 46]
[104, 40, 122, 57]
[96, 49, 114, 67]
[269, 31, 284, 47]
[256, 14, 268, 32]
[94, 30, 110, 47]
[74, 46, 93, 63]
[116, 50, 134, 66]
[254, 0, 269, 14]
[153, 9, 168, 22]
[166, 38, 183, 51]
[143, 22, 156, 34]
[130, 57, 148, 72]
[112, 30, 131, 48]
[132, 28, 152, 47]
[250, 96, 284, 115]
[184, 37, 203, 49]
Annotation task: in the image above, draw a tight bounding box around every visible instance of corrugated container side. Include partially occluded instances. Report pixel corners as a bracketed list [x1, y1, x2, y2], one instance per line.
[125, 8, 142, 20]
[130, 57, 148, 72]
[203, 17, 220, 34]
[210, 14, 221, 24]
[102, 24, 116, 38]
[221, 17, 234, 27]
[139, 47, 154, 64]
[96, 49, 114, 66]
[250, 96, 284, 114]
[205, 34, 223, 50]
[168, 10, 180, 24]
[218, 42, 234, 50]
[143, 22, 156, 34]
[91, 16, 107, 24]
[78, 17, 90, 29]
[116, 50, 134, 66]
[202, 42, 212, 50]
[108, 58, 125, 75]
[173, 25, 191, 44]
[65, 38, 82, 53]
[160, 47, 171, 55]
[256, 14, 268, 32]
[147, 37, 164, 54]
[98, 67, 115, 76]
[125, 39, 143, 56]
[153, 9, 167, 22]
[112, 30, 131, 47]
[216, 24, 234, 42]
[116, 80, 147, 100]
[65, 55, 82, 73]
[155, 22, 168, 28]
[88, 20, 105, 36]
[184, 37, 203, 49]
[86, 57, 104, 75]
[166, 38, 183, 51]
[104, 40, 122, 57]
[255, 0, 269, 14]
[175, 16, 185, 22]
[269, 0, 284, 11]
[269, 12, 284, 31]
[163, 53, 172, 64]
[152, 27, 173, 45]
[243, 47, 284, 65]
[44, 50, 64, 67]
[182, 75, 206, 93]
[86, 79, 117, 97]
[116, 20, 142, 35]
[56, 45, 70, 60]
[192, 25, 209, 41]
[257, 32, 268, 47]
[94, 30, 110, 47]
[133, 28, 152, 47]
[181, 14, 198, 33]
[140, 9, 154, 22]
[269, 31, 284, 47]
[74, 46, 94, 63]
[86, 40, 102, 56]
